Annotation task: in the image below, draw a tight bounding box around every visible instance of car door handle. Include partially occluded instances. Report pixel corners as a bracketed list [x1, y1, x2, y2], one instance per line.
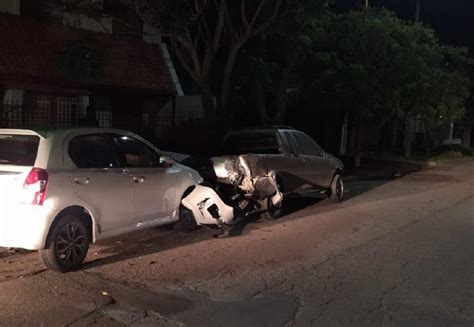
[132, 176, 146, 184]
[74, 177, 90, 185]
[302, 158, 311, 163]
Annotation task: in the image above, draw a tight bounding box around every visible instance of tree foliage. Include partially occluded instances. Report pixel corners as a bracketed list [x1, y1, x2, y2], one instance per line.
[284, 8, 471, 158]
[296, 9, 470, 122]
[232, 0, 331, 125]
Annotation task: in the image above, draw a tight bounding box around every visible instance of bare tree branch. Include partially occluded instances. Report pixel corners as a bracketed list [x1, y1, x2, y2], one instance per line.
[53, 0, 286, 118]
[247, 0, 266, 32]
[194, 0, 208, 14]
[212, 0, 226, 54]
[241, 0, 249, 30]
[225, 7, 240, 41]
[193, 20, 203, 49]
[170, 37, 198, 82]
[183, 28, 203, 78]
[252, 0, 283, 37]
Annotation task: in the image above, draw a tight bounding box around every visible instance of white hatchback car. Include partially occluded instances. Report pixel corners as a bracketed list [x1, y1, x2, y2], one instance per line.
[0, 128, 202, 272]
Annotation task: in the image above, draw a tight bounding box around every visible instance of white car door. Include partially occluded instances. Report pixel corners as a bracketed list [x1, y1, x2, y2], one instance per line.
[111, 134, 177, 226]
[67, 133, 133, 232]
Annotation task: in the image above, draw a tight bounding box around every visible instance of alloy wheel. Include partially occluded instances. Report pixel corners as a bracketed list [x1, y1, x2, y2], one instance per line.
[55, 223, 88, 266]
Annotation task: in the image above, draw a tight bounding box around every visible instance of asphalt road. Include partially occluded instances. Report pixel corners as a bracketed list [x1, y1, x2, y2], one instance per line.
[0, 160, 473, 326]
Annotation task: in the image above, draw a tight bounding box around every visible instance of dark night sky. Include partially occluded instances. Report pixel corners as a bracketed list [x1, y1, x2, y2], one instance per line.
[336, 0, 474, 52]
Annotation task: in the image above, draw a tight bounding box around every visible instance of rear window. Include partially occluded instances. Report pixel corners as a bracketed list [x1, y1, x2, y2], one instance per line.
[222, 132, 281, 155]
[0, 134, 40, 166]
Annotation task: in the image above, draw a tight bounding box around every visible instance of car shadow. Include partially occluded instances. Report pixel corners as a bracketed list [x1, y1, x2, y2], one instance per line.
[83, 227, 217, 270]
[83, 176, 393, 270]
[215, 177, 393, 237]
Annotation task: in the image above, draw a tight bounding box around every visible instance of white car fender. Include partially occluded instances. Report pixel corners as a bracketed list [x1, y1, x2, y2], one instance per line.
[181, 185, 235, 226]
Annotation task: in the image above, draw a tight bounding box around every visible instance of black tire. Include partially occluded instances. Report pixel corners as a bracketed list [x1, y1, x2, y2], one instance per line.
[174, 205, 199, 232]
[260, 176, 284, 220]
[40, 214, 90, 273]
[328, 174, 344, 203]
[260, 197, 284, 220]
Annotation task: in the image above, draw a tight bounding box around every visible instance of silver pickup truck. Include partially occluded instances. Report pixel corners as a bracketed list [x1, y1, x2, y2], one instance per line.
[180, 126, 344, 226]
[214, 126, 345, 218]
[191, 127, 344, 219]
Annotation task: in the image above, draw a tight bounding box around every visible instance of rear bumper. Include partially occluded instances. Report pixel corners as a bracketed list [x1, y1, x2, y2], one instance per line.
[0, 204, 58, 250]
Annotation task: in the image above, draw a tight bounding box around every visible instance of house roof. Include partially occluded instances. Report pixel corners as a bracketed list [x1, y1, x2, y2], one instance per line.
[0, 12, 176, 95]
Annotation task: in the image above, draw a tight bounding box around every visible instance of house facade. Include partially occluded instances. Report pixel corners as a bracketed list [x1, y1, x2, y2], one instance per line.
[0, 0, 192, 141]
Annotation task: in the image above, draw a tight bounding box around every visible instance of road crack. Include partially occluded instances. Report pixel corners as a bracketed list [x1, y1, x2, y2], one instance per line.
[311, 297, 335, 325]
[376, 277, 411, 325]
[378, 277, 411, 311]
[283, 296, 304, 327]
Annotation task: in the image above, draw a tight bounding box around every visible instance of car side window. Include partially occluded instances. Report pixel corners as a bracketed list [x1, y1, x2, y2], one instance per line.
[222, 132, 281, 155]
[292, 133, 324, 156]
[284, 132, 300, 154]
[68, 134, 118, 169]
[112, 135, 160, 168]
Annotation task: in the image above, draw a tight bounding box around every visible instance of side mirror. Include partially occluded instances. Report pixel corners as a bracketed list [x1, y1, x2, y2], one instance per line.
[159, 155, 174, 168]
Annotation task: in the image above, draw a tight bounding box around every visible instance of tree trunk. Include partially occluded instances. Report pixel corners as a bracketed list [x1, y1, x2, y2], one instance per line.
[275, 67, 289, 124]
[376, 121, 389, 158]
[404, 116, 413, 158]
[339, 114, 349, 155]
[353, 115, 362, 168]
[199, 82, 217, 122]
[390, 120, 398, 152]
[201, 96, 216, 120]
[256, 81, 269, 126]
[424, 120, 433, 156]
[219, 46, 240, 121]
[257, 95, 269, 126]
[463, 124, 472, 149]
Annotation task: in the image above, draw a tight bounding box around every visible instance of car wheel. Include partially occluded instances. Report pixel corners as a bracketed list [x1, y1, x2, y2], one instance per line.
[328, 174, 344, 203]
[260, 197, 284, 220]
[260, 176, 285, 220]
[40, 214, 90, 273]
[174, 205, 199, 232]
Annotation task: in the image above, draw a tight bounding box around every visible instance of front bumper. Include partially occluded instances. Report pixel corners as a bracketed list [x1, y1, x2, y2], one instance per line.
[181, 185, 235, 226]
[0, 204, 59, 250]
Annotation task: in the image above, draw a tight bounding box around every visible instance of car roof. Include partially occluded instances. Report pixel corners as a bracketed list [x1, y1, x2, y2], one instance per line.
[225, 126, 296, 135]
[0, 127, 133, 139]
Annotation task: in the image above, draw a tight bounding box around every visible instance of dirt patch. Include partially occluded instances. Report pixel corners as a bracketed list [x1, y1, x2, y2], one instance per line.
[0, 247, 31, 259]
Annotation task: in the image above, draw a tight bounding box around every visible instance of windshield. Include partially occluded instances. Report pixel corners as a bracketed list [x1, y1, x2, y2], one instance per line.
[221, 132, 281, 155]
[0, 134, 40, 166]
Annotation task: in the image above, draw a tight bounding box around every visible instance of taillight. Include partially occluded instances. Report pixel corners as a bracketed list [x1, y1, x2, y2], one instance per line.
[22, 168, 49, 205]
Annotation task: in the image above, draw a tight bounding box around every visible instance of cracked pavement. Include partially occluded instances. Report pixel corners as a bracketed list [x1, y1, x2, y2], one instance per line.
[0, 159, 473, 326]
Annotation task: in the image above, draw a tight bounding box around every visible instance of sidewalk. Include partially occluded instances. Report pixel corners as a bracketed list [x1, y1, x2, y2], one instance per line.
[344, 155, 473, 182]
[343, 157, 428, 182]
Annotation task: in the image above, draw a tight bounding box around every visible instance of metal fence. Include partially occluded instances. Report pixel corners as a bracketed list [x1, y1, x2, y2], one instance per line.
[1, 94, 205, 140]
[0, 94, 83, 128]
[157, 104, 203, 129]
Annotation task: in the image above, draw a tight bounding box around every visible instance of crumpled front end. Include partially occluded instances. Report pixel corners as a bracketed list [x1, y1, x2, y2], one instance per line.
[181, 154, 284, 228]
[212, 154, 283, 206]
